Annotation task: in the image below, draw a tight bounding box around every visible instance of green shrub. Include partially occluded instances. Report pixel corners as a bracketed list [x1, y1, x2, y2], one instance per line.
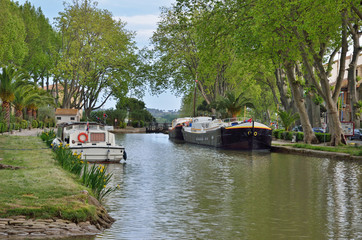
[273, 129, 284, 138]
[20, 120, 28, 129]
[38, 121, 44, 128]
[277, 130, 285, 139]
[283, 131, 294, 140]
[119, 122, 127, 128]
[296, 132, 304, 141]
[132, 120, 139, 128]
[40, 129, 56, 147]
[0, 122, 6, 133]
[31, 120, 38, 128]
[139, 120, 144, 127]
[315, 133, 331, 143]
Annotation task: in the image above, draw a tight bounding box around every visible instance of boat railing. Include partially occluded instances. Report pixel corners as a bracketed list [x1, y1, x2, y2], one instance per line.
[222, 117, 251, 126]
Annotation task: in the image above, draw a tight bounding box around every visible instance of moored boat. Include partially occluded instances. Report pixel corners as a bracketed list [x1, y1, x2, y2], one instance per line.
[53, 122, 126, 163]
[168, 117, 192, 140]
[181, 117, 272, 150]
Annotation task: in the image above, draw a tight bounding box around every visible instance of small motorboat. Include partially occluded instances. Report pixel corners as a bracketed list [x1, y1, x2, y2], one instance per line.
[53, 122, 126, 163]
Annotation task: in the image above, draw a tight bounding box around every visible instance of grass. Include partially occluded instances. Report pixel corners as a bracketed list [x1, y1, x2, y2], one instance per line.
[277, 142, 362, 156]
[0, 135, 97, 222]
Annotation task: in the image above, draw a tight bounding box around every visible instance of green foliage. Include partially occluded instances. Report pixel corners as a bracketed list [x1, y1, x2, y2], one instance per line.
[131, 120, 145, 128]
[47, 139, 118, 202]
[31, 119, 38, 128]
[81, 164, 117, 201]
[282, 131, 294, 141]
[52, 143, 84, 176]
[278, 110, 300, 131]
[216, 92, 254, 118]
[119, 122, 127, 128]
[55, 0, 139, 114]
[0, 122, 7, 133]
[20, 120, 28, 129]
[116, 98, 155, 123]
[40, 129, 56, 147]
[19, 1, 59, 86]
[90, 108, 128, 126]
[314, 133, 331, 143]
[296, 132, 304, 141]
[0, 0, 27, 65]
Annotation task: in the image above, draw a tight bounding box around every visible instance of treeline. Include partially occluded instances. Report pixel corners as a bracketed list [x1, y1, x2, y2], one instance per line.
[0, 0, 143, 130]
[145, 0, 362, 145]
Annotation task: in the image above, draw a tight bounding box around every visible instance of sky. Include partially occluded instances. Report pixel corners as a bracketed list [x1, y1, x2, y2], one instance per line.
[16, 0, 183, 111]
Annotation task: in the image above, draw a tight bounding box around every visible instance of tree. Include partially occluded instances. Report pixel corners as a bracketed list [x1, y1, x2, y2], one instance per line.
[55, 0, 138, 117]
[346, 4, 362, 129]
[0, 0, 27, 66]
[278, 110, 300, 132]
[23, 87, 55, 120]
[216, 92, 254, 119]
[0, 65, 28, 125]
[116, 98, 155, 123]
[19, 2, 59, 88]
[150, 3, 246, 111]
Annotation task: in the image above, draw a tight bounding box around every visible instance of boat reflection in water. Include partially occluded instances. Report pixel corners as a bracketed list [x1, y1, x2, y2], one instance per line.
[181, 117, 272, 150]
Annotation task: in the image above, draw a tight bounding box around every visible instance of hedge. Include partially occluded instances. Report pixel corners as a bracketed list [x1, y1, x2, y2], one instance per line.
[272, 129, 331, 143]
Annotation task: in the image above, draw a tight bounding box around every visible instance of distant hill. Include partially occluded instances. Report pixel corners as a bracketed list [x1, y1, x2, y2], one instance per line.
[147, 108, 180, 123]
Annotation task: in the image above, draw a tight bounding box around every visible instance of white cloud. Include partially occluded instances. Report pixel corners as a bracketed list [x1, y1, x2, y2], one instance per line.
[114, 15, 160, 47]
[114, 15, 160, 28]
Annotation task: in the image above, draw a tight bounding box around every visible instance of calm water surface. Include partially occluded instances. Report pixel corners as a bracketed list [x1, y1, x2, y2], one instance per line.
[92, 133, 362, 239]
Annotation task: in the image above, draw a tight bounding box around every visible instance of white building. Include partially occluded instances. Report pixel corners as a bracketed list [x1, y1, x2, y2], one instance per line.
[55, 109, 82, 124]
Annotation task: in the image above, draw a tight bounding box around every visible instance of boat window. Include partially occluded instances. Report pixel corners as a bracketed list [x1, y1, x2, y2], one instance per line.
[66, 126, 73, 130]
[99, 126, 105, 130]
[75, 125, 85, 130]
[91, 133, 105, 142]
[89, 125, 98, 130]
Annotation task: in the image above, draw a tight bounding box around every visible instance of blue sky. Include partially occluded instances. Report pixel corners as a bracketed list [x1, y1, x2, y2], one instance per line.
[16, 0, 182, 111]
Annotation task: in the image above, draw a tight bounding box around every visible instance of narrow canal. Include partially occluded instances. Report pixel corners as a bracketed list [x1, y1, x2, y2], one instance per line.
[94, 133, 362, 239]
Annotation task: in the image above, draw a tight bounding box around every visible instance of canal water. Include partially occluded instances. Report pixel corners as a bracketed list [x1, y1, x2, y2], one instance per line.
[93, 133, 362, 239]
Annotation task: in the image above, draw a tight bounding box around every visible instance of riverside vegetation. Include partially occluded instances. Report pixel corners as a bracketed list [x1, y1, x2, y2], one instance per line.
[0, 131, 117, 237]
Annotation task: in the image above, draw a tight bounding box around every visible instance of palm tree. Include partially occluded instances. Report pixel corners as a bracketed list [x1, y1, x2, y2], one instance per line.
[13, 86, 38, 119]
[0, 65, 28, 126]
[24, 88, 55, 120]
[278, 110, 300, 131]
[217, 92, 254, 118]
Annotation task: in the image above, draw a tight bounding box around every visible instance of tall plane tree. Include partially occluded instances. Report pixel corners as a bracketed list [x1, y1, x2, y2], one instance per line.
[55, 0, 138, 117]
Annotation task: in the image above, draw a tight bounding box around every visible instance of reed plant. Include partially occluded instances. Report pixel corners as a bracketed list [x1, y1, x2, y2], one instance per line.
[39, 129, 56, 147]
[81, 163, 118, 201]
[40, 130, 118, 201]
[52, 143, 83, 176]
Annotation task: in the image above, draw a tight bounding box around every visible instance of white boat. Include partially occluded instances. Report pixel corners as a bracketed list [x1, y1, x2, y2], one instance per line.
[168, 117, 192, 140]
[53, 122, 126, 163]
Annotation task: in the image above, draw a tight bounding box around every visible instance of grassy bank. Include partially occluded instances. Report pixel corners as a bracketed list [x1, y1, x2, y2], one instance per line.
[274, 142, 362, 156]
[0, 135, 97, 222]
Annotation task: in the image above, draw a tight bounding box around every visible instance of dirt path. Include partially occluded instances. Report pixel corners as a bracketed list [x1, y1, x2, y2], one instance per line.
[2, 128, 47, 137]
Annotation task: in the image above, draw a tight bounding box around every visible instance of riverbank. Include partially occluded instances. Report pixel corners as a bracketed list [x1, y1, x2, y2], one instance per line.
[0, 135, 114, 238]
[272, 139, 362, 160]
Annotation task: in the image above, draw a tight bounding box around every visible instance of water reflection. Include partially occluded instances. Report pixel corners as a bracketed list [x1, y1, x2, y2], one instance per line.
[92, 133, 362, 240]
